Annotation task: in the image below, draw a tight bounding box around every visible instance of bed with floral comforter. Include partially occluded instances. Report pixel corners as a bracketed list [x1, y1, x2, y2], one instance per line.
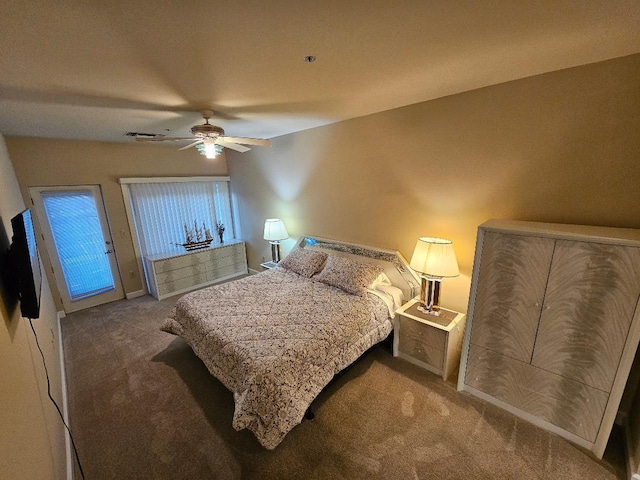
[161, 258, 395, 449]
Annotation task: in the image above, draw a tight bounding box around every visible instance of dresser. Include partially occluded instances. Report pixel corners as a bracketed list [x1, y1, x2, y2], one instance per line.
[458, 220, 640, 458]
[144, 241, 247, 300]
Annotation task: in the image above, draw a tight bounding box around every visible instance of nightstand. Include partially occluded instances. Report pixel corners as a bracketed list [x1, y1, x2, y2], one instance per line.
[260, 261, 279, 270]
[394, 298, 466, 381]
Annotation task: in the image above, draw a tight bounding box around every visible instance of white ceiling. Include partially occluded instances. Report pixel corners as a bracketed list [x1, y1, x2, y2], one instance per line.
[1, 0, 639, 144]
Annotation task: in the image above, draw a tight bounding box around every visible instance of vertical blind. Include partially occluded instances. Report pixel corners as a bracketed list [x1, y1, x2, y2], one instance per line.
[127, 180, 234, 257]
[41, 190, 115, 300]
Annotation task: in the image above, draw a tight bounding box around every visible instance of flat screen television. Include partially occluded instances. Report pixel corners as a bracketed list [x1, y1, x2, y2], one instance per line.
[10, 209, 42, 319]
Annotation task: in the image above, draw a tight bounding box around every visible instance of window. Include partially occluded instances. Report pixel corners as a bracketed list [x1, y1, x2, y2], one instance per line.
[122, 177, 235, 259]
[121, 177, 237, 293]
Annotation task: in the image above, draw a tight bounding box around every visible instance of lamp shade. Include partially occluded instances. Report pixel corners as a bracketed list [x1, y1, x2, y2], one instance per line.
[263, 218, 289, 241]
[410, 237, 459, 278]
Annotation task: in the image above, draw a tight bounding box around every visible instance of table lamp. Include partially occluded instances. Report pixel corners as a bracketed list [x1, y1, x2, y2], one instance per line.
[409, 237, 459, 315]
[263, 218, 288, 263]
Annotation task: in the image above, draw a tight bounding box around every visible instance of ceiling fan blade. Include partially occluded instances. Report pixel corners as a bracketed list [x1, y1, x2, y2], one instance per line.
[135, 136, 194, 142]
[177, 140, 203, 151]
[216, 140, 251, 153]
[219, 136, 271, 147]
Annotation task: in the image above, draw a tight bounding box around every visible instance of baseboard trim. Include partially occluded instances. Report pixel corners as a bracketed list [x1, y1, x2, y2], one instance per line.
[56, 312, 73, 480]
[57, 310, 66, 319]
[248, 268, 260, 275]
[125, 290, 145, 299]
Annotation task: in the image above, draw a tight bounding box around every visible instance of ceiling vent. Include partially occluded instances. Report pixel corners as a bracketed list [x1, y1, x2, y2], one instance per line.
[123, 132, 165, 138]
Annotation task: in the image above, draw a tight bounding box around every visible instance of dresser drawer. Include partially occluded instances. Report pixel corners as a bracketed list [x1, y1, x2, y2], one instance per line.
[211, 243, 244, 258]
[157, 271, 210, 296]
[154, 253, 202, 273]
[155, 262, 208, 284]
[465, 344, 609, 442]
[208, 263, 242, 280]
[210, 252, 244, 269]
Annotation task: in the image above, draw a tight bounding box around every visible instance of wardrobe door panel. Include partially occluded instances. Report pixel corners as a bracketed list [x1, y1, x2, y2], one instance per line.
[469, 232, 555, 362]
[532, 241, 640, 392]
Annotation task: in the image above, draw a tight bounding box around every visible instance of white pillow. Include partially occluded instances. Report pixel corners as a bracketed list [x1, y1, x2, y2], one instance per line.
[367, 284, 404, 317]
[368, 272, 392, 290]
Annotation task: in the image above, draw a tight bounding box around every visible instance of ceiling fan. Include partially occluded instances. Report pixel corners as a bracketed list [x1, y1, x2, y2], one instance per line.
[135, 110, 271, 159]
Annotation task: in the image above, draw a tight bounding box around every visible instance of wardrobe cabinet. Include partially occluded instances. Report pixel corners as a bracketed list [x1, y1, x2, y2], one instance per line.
[458, 220, 640, 458]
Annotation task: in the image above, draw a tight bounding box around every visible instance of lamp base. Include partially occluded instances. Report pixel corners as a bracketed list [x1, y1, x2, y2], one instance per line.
[418, 276, 442, 316]
[416, 304, 441, 316]
[270, 241, 282, 263]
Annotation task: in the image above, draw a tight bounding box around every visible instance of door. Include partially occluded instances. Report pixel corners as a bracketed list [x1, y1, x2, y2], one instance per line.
[531, 240, 640, 392]
[469, 231, 555, 362]
[30, 185, 124, 312]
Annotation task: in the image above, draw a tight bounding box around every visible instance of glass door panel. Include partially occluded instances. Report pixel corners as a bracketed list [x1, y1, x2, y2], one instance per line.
[30, 185, 124, 312]
[42, 190, 115, 300]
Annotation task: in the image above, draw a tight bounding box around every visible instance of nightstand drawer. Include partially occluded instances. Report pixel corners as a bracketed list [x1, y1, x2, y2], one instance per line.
[398, 316, 446, 370]
[398, 316, 446, 350]
[399, 337, 444, 369]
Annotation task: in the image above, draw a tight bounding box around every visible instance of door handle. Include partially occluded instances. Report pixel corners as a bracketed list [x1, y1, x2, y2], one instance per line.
[105, 249, 113, 254]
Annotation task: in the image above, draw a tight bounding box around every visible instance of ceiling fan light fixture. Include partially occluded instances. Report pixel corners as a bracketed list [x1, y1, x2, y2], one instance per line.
[135, 111, 268, 157]
[196, 143, 224, 159]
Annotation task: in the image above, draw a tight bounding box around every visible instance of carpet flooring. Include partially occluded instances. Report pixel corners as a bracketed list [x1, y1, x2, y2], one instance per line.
[62, 294, 627, 479]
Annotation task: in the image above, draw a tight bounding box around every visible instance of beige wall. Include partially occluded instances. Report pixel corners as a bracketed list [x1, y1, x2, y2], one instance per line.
[0, 134, 67, 479]
[228, 53, 640, 313]
[7, 138, 228, 310]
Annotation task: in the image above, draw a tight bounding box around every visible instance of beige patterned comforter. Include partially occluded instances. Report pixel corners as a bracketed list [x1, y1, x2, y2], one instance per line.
[161, 267, 393, 449]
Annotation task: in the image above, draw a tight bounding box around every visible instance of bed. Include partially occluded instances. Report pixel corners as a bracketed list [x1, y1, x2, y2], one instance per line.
[161, 236, 419, 449]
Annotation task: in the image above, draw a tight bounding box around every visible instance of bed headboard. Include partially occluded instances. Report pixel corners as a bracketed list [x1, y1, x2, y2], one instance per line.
[293, 236, 420, 303]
